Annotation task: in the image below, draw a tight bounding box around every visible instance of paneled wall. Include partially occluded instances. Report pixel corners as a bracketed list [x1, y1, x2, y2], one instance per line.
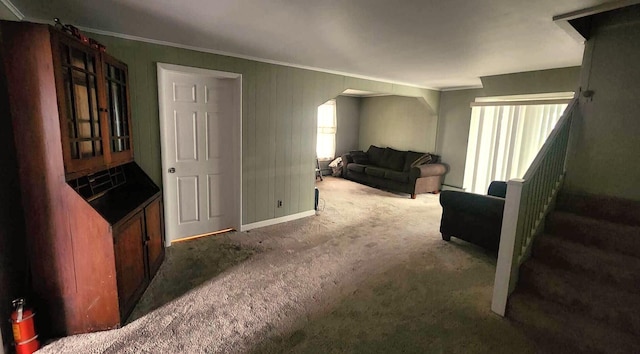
[90, 34, 440, 224]
[359, 95, 437, 153]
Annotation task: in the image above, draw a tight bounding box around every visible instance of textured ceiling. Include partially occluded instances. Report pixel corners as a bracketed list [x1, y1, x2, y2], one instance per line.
[4, 0, 611, 89]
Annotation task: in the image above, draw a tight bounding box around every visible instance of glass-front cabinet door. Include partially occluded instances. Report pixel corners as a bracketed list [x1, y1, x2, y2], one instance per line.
[103, 55, 134, 165]
[52, 31, 134, 178]
[54, 35, 108, 176]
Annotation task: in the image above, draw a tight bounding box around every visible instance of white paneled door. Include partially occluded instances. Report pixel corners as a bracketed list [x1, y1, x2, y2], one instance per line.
[158, 64, 241, 244]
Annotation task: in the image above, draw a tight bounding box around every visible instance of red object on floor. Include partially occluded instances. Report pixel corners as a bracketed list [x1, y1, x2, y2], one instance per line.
[15, 335, 40, 354]
[11, 299, 40, 354]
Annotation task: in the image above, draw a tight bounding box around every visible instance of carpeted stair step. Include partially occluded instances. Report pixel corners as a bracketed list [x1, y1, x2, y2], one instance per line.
[556, 193, 640, 226]
[519, 260, 640, 336]
[532, 234, 640, 295]
[545, 211, 640, 258]
[508, 292, 640, 354]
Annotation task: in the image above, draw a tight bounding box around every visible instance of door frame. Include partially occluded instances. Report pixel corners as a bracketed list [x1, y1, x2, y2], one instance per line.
[157, 63, 242, 246]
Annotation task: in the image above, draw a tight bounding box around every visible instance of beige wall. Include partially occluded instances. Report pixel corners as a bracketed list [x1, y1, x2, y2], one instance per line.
[565, 6, 640, 200]
[436, 89, 483, 188]
[359, 95, 437, 153]
[480, 67, 581, 97]
[88, 33, 440, 224]
[436, 67, 581, 189]
[335, 95, 361, 157]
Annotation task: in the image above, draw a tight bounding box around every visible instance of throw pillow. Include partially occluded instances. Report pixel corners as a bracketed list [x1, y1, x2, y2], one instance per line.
[350, 150, 370, 165]
[404, 151, 425, 171]
[410, 153, 432, 168]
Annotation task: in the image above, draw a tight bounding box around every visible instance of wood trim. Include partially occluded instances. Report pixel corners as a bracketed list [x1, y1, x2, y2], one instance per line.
[50, 31, 73, 173]
[157, 62, 242, 79]
[491, 179, 524, 316]
[240, 210, 315, 232]
[0, 0, 25, 20]
[170, 228, 235, 244]
[470, 98, 572, 107]
[96, 48, 112, 166]
[552, 0, 640, 42]
[552, 0, 640, 22]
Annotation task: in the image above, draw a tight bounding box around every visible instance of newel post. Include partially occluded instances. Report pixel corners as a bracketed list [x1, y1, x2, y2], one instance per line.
[491, 179, 525, 316]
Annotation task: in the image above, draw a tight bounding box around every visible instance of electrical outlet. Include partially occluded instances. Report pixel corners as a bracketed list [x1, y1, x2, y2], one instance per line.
[277, 200, 283, 208]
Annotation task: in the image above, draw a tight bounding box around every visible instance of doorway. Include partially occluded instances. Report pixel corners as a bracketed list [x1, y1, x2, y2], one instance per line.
[157, 63, 241, 245]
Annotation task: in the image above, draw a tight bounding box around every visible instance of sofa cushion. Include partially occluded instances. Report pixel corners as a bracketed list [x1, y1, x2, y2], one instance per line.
[349, 150, 370, 165]
[347, 163, 367, 174]
[366, 145, 385, 166]
[404, 151, 426, 171]
[365, 166, 386, 178]
[384, 170, 410, 183]
[379, 147, 406, 171]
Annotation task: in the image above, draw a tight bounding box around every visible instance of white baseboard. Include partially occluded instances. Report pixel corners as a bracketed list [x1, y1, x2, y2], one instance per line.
[241, 210, 315, 231]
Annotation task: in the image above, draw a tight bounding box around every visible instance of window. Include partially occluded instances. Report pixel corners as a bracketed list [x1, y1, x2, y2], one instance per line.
[317, 99, 337, 160]
[463, 93, 572, 194]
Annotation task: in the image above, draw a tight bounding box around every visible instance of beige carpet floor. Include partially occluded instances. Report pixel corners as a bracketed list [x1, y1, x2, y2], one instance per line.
[39, 177, 535, 353]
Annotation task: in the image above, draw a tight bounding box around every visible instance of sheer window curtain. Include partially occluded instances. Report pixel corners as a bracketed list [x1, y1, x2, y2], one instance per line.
[463, 102, 569, 194]
[317, 100, 337, 160]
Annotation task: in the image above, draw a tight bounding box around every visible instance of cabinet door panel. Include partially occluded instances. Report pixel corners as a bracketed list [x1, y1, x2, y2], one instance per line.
[103, 54, 134, 166]
[113, 211, 148, 320]
[145, 197, 165, 278]
[53, 34, 107, 176]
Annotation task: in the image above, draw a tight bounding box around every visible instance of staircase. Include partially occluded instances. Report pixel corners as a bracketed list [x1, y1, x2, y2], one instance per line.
[508, 192, 640, 353]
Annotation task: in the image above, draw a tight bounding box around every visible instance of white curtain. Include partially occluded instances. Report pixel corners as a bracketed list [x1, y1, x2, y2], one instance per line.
[317, 100, 337, 160]
[463, 103, 568, 194]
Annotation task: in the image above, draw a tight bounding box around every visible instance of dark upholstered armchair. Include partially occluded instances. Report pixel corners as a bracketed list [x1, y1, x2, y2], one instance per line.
[439, 181, 507, 252]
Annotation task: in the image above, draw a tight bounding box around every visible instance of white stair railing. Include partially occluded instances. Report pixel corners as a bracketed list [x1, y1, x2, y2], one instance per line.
[491, 98, 579, 316]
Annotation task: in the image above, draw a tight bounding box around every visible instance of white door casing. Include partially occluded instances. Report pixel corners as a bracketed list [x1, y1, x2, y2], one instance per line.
[157, 63, 241, 244]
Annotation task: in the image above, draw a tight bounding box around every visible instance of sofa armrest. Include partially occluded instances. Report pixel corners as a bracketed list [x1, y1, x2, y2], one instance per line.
[409, 163, 447, 179]
[341, 153, 353, 165]
[439, 191, 505, 219]
[439, 191, 504, 252]
[341, 154, 353, 177]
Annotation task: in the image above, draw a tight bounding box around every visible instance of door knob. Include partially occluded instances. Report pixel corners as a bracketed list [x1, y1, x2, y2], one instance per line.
[168, 167, 175, 173]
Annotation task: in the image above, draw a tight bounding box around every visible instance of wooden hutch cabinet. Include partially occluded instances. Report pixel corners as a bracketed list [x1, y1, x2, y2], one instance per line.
[0, 21, 164, 336]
